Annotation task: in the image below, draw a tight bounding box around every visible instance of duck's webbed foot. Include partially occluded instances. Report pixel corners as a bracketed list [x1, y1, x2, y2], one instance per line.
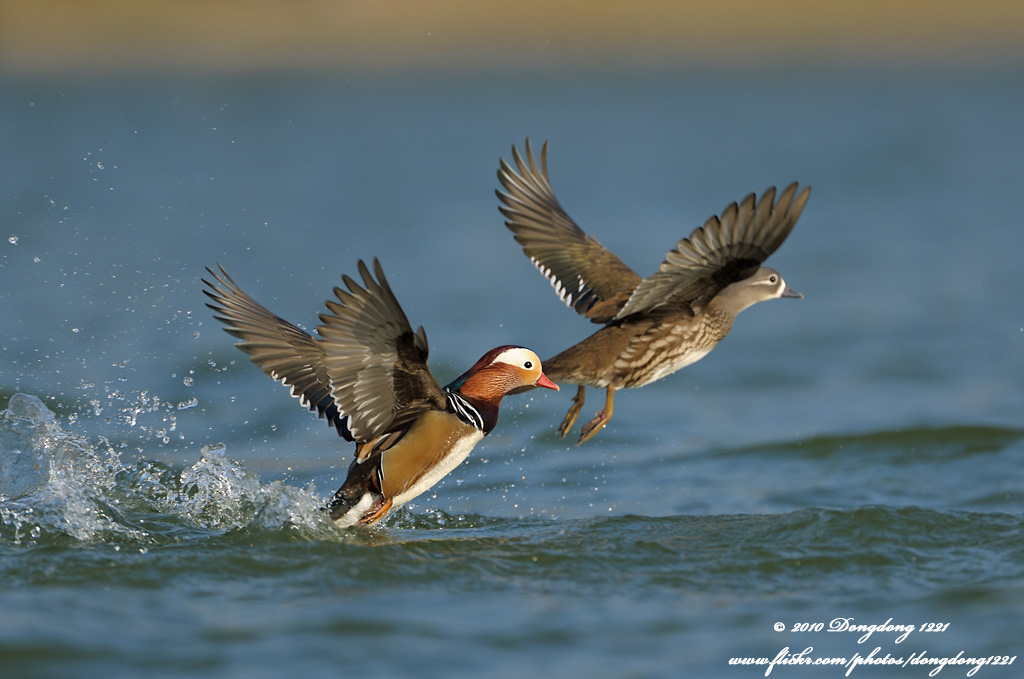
[358, 497, 393, 526]
[577, 386, 615, 445]
[557, 385, 586, 439]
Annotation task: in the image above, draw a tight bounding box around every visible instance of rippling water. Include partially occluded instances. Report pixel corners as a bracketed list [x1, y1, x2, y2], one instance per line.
[2, 66, 1023, 677]
[3, 391, 1022, 678]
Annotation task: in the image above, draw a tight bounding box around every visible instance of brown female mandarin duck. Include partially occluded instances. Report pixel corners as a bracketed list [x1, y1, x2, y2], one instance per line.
[497, 139, 808, 444]
[202, 259, 558, 526]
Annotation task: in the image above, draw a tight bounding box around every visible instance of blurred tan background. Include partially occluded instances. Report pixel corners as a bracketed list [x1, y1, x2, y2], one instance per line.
[2, 0, 1023, 73]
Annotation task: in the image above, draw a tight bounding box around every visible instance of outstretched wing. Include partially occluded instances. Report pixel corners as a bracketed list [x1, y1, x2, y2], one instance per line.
[615, 183, 810, 319]
[316, 259, 447, 442]
[203, 260, 447, 445]
[203, 265, 349, 437]
[497, 138, 643, 324]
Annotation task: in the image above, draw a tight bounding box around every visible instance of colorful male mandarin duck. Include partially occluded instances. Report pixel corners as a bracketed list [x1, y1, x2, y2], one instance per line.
[497, 139, 808, 444]
[202, 259, 558, 526]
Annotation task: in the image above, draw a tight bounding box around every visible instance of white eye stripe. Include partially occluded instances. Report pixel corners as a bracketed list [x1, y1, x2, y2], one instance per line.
[492, 347, 541, 369]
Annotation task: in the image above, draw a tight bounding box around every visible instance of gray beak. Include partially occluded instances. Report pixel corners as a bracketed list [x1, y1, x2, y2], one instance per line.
[781, 285, 803, 299]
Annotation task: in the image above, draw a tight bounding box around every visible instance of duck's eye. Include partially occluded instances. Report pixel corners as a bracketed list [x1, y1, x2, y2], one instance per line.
[769, 275, 778, 283]
[524, 361, 533, 369]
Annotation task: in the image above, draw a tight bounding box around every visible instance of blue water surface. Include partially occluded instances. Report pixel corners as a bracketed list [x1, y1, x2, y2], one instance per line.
[1, 65, 1023, 678]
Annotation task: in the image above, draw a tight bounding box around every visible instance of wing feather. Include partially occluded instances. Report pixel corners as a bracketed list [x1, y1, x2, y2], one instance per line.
[497, 139, 642, 323]
[316, 259, 446, 441]
[203, 260, 447, 445]
[615, 183, 810, 319]
[202, 265, 349, 437]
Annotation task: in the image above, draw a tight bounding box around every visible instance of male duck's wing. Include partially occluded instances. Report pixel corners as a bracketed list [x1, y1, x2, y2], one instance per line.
[202, 265, 349, 437]
[615, 183, 810, 319]
[497, 139, 643, 324]
[316, 258, 447, 443]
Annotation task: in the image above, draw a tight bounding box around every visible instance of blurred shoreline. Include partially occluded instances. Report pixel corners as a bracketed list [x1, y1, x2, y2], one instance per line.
[2, 0, 1023, 74]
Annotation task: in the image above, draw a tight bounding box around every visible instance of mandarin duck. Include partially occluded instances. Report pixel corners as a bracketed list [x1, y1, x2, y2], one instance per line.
[203, 259, 558, 526]
[497, 139, 808, 444]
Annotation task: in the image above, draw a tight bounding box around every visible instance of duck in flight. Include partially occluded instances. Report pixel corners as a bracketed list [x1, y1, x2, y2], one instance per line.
[203, 259, 558, 526]
[497, 139, 808, 444]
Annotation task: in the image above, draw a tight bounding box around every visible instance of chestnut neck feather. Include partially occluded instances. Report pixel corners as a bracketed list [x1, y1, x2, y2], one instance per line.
[458, 364, 520, 400]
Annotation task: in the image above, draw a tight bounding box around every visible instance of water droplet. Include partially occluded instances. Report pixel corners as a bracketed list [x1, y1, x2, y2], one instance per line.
[177, 397, 198, 410]
[7, 236, 17, 245]
[33, 256, 41, 263]
[183, 376, 194, 386]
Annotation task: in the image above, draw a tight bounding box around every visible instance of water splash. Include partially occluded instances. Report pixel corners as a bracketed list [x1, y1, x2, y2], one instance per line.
[0, 394, 336, 547]
[172, 443, 325, 532]
[1, 394, 120, 543]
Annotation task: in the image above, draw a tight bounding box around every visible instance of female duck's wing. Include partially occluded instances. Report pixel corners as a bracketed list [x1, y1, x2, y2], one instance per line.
[615, 183, 810, 319]
[203, 264, 349, 437]
[316, 258, 447, 442]
[497, 139, 643, 324]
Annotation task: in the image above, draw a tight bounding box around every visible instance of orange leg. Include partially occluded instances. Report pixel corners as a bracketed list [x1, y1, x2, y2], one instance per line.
[558, 385, 586, 439]
[578, 386, 615, 445]
[358, 497, 394, 526]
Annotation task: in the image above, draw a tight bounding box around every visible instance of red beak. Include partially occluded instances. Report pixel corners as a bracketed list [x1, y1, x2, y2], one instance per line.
[535, 372, 559, 391]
